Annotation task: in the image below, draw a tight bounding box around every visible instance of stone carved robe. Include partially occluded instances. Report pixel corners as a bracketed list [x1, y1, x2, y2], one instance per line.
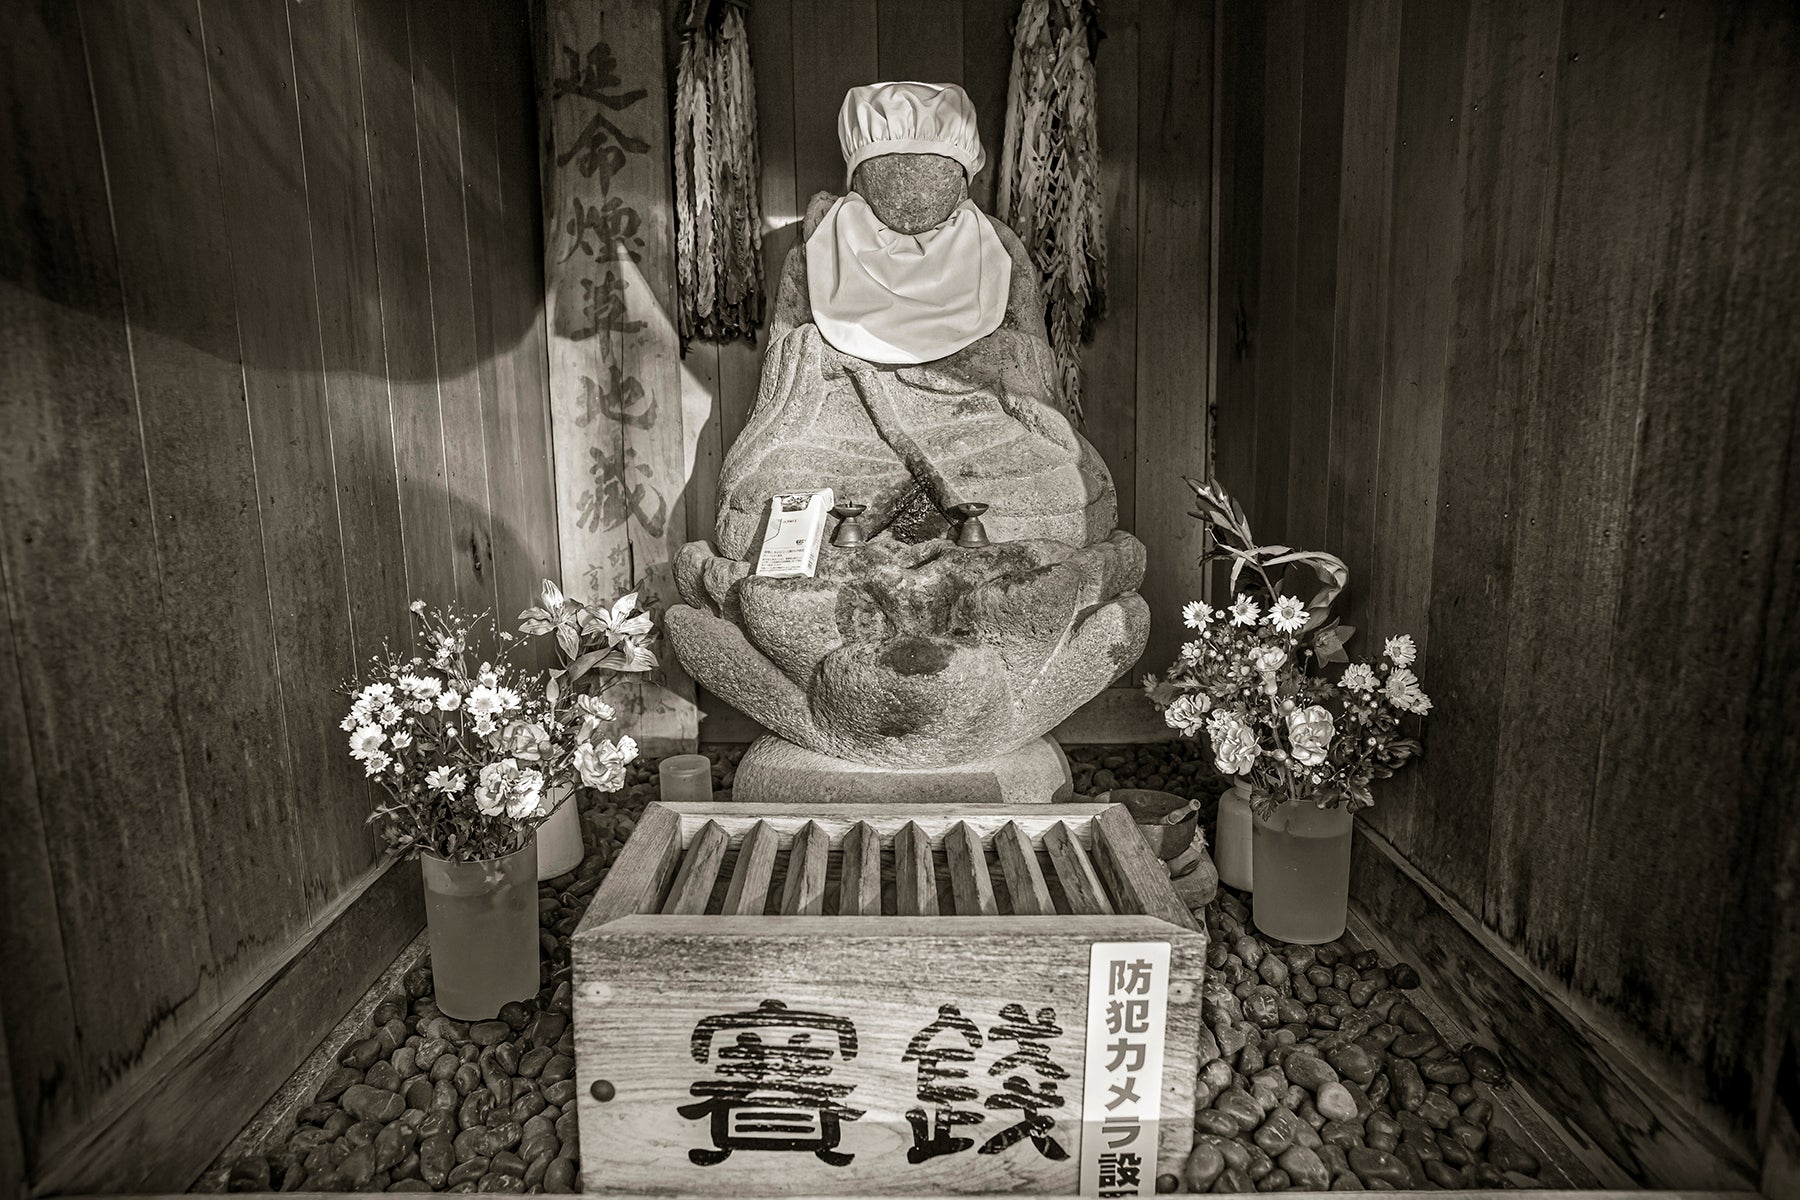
[711, 191, 1119, 561]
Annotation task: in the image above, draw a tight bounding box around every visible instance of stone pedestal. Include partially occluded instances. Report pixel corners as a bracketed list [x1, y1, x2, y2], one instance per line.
[733, 734, 1074, 805]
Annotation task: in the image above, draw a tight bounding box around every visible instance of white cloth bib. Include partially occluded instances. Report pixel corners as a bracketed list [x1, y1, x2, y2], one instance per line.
[805, 193, 1011, 364]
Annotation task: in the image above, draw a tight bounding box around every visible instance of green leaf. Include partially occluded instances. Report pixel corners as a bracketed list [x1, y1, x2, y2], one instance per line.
[563, 646, 608, 684]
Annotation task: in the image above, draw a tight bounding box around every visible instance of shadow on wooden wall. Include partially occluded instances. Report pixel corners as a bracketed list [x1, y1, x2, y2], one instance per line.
[0, 0, 557, 1188]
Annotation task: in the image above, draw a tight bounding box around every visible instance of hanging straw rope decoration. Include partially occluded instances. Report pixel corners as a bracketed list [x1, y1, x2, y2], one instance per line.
[997, 0, 1106, 423]
[674, 0, 764, 346]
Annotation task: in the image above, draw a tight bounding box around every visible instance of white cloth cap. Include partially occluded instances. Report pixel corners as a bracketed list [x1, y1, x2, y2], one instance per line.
[806, 193, 1010, 364]
[838, 82, 986, 186]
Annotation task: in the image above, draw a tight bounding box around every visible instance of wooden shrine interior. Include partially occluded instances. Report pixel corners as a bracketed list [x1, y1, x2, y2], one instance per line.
[2, 0, 1795, 1198]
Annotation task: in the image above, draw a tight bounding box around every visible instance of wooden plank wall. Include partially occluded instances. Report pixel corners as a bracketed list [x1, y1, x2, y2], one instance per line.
[1217, 0, 1800, 1184]
[0, 0, 555, 1185]
[677, 0, 1215, 690]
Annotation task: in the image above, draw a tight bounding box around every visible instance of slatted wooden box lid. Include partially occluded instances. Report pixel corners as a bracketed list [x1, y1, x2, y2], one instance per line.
[571, 802, 1208, 1195]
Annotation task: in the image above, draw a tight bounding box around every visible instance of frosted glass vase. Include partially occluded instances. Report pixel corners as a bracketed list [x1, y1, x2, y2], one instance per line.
[535, 787, 584, 879]
[659, 754, 713, 802]
[421, 837, 539, 1020]
[1252, 802, 1354, 944]
[1214, 783, 1255, 892]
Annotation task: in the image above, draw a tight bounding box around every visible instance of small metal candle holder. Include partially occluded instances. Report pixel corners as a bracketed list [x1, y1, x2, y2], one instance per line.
[950, 502, 990, 548]
[830, 500, 867, 547]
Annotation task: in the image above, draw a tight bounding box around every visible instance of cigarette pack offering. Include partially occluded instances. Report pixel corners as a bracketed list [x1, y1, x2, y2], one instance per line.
[754, 487, 835, 578]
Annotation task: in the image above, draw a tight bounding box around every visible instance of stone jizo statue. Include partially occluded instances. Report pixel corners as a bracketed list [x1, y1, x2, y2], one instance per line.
[667, 82, 1148, 798]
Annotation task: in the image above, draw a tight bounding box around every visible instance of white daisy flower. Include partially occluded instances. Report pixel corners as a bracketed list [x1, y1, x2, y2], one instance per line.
[425, 767, 466, 795]
[389, 729, 413, 750]
[1383, 666, 1431, 714]
[436, 689, 462, 712]
[1269, 596, 1308, 633]
[496, 687, 522, 712]
[465, 685, 503, 721]
[361, 751, 391, 777]
[1385, 634, 1417, 668]
[348, 725, 385, 759]
[378, 703, 404, 726]
[1182, 601, 1212, 630]
[398, 673, 442, 703]
[1341, 663, 1378, 692]
[1230, 596, 1261, 627]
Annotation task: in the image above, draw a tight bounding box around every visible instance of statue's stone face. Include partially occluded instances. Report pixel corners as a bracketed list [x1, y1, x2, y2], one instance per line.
[852, 152, 968, 234]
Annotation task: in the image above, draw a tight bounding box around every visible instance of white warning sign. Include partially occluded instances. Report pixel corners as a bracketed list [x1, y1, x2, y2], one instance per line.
[1079, 941, 1171, 1197]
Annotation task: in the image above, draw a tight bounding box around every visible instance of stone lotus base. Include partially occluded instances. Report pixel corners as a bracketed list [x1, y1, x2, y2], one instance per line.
[731, 733, 1074, 805]
[667, 532, 1149, 768]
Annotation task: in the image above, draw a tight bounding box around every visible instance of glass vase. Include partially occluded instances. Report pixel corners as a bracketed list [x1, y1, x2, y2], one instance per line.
[1252, 802, 1354, 944]
[658, 753, 713, 802]
[535, 786, 584, 880]
[1215, 783, 1255, 892]
[420, 837, 540, 1020]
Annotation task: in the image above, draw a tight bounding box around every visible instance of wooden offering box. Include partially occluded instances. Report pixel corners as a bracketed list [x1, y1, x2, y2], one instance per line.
[572, 802, 1208, 1195]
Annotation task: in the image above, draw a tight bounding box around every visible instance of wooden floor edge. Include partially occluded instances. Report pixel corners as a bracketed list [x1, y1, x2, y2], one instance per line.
[45, 1191, 1769, 1199]
[31, 856, 425, 1197]
[191, 932, 431, 1189]
[1344, 909, 1598, 1190]
[1348, 826, 1761, 1192]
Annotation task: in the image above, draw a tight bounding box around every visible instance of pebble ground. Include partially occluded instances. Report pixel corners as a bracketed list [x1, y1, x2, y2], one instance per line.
[199, 744, 1545, 1194]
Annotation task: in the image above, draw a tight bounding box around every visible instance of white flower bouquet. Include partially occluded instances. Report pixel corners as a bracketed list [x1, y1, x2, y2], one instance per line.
[515, 580, 658, 794]
[342, 595, 644, 862]
[1143, 478, 1427, 817]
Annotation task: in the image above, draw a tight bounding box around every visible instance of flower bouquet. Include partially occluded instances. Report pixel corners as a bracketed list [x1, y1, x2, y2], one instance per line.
[515, 580, 658, 874]
[1143, 478, 1428, 942]
[345, 602, 576, 861]
[340, 598, 644, 1017]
